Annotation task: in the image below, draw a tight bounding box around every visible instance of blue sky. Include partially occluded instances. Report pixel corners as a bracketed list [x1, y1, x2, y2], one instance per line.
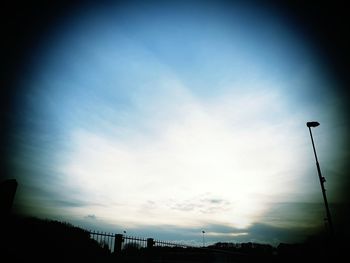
[6, 0, 349, 246]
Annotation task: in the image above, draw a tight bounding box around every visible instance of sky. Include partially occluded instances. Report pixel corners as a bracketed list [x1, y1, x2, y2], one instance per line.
[2, 0, 350, 246]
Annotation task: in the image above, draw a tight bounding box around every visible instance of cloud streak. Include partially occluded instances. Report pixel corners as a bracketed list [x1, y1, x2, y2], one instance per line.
[56, 81, 316, 230]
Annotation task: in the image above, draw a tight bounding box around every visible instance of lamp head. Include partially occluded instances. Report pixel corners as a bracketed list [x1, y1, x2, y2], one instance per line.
[306, 121, 320, 128]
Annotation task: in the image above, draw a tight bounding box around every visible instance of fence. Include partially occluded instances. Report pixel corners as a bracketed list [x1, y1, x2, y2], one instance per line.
[88, 230, 251, 263]
[89, 230, 116, 252]
[88, 231, 193, 254]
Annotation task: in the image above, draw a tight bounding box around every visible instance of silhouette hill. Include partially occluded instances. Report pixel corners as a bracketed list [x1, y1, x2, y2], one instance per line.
[1, 215, 113, 263]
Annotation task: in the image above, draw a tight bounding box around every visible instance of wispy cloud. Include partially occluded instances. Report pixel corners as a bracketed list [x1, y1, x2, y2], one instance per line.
[85, 214, 97, 220]
[170, 195, 231, 214]
[55, 81, 317, 229]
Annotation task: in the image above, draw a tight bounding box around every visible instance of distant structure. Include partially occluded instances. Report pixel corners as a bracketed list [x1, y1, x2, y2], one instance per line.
[0, 179, 18, 216]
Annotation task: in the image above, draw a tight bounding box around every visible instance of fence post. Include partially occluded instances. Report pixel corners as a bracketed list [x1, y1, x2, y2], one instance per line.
[147, 238, 154, 249]
[146, 238, 155, 263]
[114, 234, 123, 254]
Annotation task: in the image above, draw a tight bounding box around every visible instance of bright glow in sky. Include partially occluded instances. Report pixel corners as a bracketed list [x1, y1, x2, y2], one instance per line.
[9, 1, 348, 245]
[62, 87, 304, 229]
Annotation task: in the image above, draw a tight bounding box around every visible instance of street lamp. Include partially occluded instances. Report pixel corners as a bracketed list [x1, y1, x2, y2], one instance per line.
[202, 230, 205, 247]
[306, 121, 334, 235]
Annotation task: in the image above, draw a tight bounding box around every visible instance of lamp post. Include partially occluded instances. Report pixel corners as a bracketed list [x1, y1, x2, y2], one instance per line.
[202, 230, 205, 247]
[306, 121, 334, 235]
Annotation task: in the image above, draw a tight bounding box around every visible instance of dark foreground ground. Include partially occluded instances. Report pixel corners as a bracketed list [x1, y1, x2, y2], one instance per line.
[1, 215, 348, 263]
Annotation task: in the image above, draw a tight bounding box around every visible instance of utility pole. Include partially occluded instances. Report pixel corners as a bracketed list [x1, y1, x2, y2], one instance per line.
[202, 230, 205, 247]
[307, 121, 334, 236]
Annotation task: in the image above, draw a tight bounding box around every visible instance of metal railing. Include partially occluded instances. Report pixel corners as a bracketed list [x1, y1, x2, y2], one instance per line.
[88, 231, 193, 253]
[88, 230, 250, 263]
[89, 230, 115, 252]
[153, 239, 190, 248]
[122, 235, 147, 250]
